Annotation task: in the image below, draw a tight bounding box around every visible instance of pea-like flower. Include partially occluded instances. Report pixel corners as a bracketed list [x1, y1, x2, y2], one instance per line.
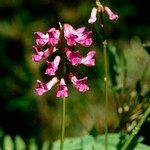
[65, 48, 82, 66]
[34, 32, 49, 47]
[80, 51, 96, 66]
[65, 48, 96, 66]
[35, 77, 58, 96]
[104, 6, 118, 21]
[56, 78, 68, 98]
[45, 56, 61, 76]
[32, 46, 57, 62]
[88, 7, 97, 24]
[63, 24, 93, 47]
[69, 73, 89, 92]
[47, 28, 60, 46]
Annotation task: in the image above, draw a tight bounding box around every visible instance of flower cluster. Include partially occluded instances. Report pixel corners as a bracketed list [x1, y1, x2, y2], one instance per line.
[88, 1, 118, 24]
[32, 24, 96, 98]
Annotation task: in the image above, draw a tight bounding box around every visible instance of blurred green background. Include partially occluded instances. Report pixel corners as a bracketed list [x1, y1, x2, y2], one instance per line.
[0, 0, 149, 148]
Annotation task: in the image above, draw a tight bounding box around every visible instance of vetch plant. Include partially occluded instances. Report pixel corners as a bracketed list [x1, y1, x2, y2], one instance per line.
[88, 1, 150, 150]
[88, 0, 118, 150]
[31, 1, 150, 150]
[32, 23, 96, 150]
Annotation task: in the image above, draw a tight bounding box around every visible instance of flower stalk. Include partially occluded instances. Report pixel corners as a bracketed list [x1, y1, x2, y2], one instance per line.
[103, 40, 108, 150]
[100, 5, 109, 150]
[60, 97, 66, 150]
[89, 1, 118, 149]
[121, 105, 150, 150]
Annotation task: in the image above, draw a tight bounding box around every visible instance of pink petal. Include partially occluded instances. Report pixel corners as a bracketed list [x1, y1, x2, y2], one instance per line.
[76, 31, 93, 47]
[34, 32, 49, 46]
[63, 24, 93, 47]
[35, 77, 58, 96]
[56, 78, 68, 98]
[32, 46, 56, 62]
[69, 73, 89, 92]
[47, 28, 60, 46]
[63, 24, 77, 36]
[63, 24, 78, 46]
[46, 77, 58, 90]
[35, 80, 48, 96]
[65, 48, 82, 66]
[32, 46, 44, 62]
[76, 27, 85, 34]
[81, 51, 96, 66]
[104, 6, 118, 21]
[45, 56, 61, 76]
[88, 7, 97, 24]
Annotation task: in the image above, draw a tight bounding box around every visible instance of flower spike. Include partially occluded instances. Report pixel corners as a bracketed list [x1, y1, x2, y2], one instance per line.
[33, 23, 95, 97]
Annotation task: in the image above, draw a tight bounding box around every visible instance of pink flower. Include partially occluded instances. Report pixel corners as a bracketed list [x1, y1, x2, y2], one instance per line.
[76, 30, 93, 47]
[63, 24, 93, 47]
[47, 28, 60, 46]
[65, 48, 82, 66]
[81, 51, 96, 66]
[35, 77, 58, 95]
[88, 7, 97, 24]
[104, 6, 118, 21]
[32, 46, 44, 62]
[65, 48, 96, 67]
[32, 46, 57, 62]
[34, 32, 49, 47]
[45, 56, 61, 76]
[56, 78, 68, 98]
[63, 24, 78, 46]
[69, 73, 89, 92]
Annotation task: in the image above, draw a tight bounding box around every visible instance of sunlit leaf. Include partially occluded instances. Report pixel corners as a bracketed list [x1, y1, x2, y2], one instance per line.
[3, 135, 14, 150]
[15, 135, 26, 150]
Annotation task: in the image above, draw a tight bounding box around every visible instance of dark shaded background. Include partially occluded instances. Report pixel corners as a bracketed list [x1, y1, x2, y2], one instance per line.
[0, 0, 149, 146]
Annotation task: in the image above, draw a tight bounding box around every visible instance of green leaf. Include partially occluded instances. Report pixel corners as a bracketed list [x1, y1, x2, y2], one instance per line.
[81, 135, 94, 150]
[15, 135, 26, 150]
[52, 137, 81, 150]
[41, 141, 50, 150]
[3, 135, 14, 150]
[52, 134, 150, 150]
[29, 138, 38, 150]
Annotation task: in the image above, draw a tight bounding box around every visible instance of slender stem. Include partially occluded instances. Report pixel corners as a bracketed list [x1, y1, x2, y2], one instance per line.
[95, 1, 109, 149]
[60, 97, 66, 150]
[121, 105, 150, 150]
[99, 8, 109, 150]
[103, 40, 108, 150]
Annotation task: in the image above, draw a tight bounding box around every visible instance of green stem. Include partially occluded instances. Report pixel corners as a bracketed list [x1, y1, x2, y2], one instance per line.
[95, 1, 109, 149]
[99, 8, 109, 150]
[60, 97, 66, 150]
[103, 40, 108, 150]
[121, 105, 150, 150]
